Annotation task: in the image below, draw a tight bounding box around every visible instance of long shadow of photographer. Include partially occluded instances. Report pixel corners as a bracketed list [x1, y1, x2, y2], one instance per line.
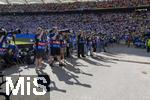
[65, 57, 88, 67]
[36, 70, 66, 93]
[92, 54, 116, 64]
[64, 62, 93, 76]
[0, 80, 10, 100]
[50, 80, 66, 93]
[51, 66, 91, 88]
[82, 57, 111, 67]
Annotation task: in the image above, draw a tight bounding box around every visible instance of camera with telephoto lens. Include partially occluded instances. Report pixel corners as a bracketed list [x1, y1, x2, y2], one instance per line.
[0, 29, 7, 37]
[18, 47, 35, 64]
[10, 29, 21, 35]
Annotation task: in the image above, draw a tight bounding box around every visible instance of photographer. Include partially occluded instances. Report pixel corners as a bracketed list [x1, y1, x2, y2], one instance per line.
[48, 27, 65, 67]
[77, 31, 86, 58]
[34, 27, 47, 71]
[0, 28, 8, 66]
[0, 28, 19, 67]
[60, 32, 66, 63]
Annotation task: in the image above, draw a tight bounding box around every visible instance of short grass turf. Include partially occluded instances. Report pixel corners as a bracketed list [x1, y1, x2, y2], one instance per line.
[11, 41, 34, 45]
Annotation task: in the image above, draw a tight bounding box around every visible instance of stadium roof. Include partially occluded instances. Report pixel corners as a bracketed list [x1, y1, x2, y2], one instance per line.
[0, 0, 102, 4]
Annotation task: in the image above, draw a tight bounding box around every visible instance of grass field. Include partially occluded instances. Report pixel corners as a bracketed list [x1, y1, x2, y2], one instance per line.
[11, 41, 34, 45]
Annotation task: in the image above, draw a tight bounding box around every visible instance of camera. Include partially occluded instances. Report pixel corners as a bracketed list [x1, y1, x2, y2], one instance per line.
[8, 29, 21, 35]
[0, 28, 7, 37]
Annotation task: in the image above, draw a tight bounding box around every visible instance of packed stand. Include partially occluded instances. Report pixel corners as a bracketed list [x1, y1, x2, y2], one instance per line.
[0, 11, 150, 69]
[0, 0, 149, 13]
[0, 11, 149, 35]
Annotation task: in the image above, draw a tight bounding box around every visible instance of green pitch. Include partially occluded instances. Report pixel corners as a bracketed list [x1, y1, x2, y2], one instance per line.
[11, 41, 34, 45]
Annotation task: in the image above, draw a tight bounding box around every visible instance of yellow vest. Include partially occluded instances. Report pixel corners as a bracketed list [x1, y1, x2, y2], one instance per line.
[148, 39, 150, 47]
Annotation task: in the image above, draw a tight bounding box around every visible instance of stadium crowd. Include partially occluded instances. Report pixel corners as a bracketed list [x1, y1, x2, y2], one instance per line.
[0, 11, 149, 35]
[0, 0, 150, 69]
[0, 0, 149, 12]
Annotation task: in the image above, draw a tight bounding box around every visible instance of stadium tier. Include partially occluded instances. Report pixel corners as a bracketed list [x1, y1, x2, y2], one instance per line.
[0, 11, 149, 34]
[0, 0, 149, 35]
[0, 0, 149, 12]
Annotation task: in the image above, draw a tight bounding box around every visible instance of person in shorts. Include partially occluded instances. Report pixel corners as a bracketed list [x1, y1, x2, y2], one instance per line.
[34, 27, 47, 71]
[48, 27, 65, 66]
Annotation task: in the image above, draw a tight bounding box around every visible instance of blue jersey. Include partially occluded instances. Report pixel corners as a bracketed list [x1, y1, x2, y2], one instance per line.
[60, 39, 66, 48]
[50, 39, 61, 48]
[47, 33, 56, 47]
[36, 41, 47, 50]
[87, 39, 92, 46]
[78, 37, 85, 44]
[48, 33, 55, 41]
[35, 34, 47, 51]
[0, 47, 7, 56]
[92, 39, 97, 44]
[0, 35, 8, 56]
[48, 33, 61, 48]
